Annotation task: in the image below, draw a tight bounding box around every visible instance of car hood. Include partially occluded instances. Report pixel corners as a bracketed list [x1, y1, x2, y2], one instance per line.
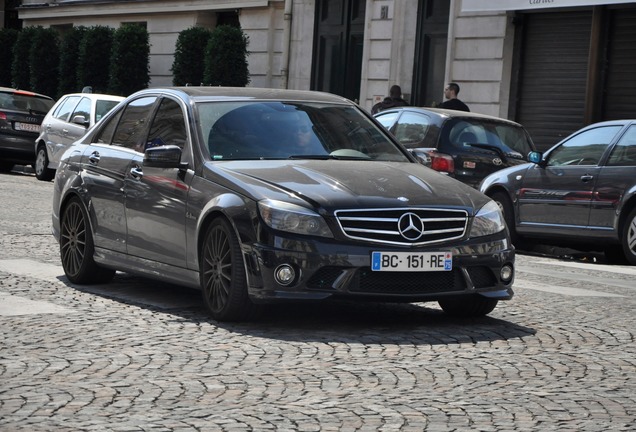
[206, 160, 489, 213]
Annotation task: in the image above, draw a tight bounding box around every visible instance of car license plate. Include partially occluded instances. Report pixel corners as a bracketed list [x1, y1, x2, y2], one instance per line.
[371, 251, 452, 272]
[14, 122, 40, 133]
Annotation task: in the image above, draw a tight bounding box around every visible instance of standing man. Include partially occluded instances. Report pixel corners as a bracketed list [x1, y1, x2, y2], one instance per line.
[438, 82, 470, 112]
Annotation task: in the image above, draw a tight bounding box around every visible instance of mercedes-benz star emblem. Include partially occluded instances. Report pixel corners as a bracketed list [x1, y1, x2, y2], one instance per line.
[398, 212, 425, 240]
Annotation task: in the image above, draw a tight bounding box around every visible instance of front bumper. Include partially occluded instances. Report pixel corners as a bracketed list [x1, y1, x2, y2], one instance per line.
[243, 235, 514, 303]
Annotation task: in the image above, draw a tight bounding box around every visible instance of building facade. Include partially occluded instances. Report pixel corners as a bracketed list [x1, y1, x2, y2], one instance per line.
[14, 0, 636, 150]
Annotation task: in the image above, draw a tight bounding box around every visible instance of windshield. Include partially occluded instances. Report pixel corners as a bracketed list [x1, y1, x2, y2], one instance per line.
[0, 92, 54, 115]
[196, 101, 409, 162]
[442, 118, 534, 158]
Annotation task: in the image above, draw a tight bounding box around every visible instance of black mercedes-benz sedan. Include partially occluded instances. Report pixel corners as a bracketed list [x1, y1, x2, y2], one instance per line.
[52, 87, 514, 321]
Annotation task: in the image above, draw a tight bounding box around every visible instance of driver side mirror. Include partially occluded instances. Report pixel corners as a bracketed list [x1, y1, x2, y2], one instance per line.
[71, 115, 89, 127]
[528, 151, 543, 164]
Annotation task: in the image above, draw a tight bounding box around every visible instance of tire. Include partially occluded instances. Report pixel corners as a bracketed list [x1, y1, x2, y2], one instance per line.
[0, 161, 14, 172]
[200, 218, 259, 321]
[438, 296, 499, 317]
[60, 197, 115, 284]
[35, 145, 55, 181]
[620, 207, 636, 265]
[490, 190, 522, 247]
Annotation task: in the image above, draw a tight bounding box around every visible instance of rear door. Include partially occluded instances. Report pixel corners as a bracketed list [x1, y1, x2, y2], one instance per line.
[590, 124, 636, 232]
[81, 96, 159, 253]
[517, 124, 623, 235]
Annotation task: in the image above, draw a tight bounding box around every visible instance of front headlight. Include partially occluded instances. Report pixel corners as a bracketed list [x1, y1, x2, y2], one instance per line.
[258, 199, 333, 238]
[469, 200, 505, 238]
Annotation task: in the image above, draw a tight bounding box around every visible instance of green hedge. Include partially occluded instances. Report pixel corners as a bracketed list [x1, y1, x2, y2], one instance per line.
[77, 26, 114, 94]
[0, 28, 19, 87]
[109, 24, 150, 96]
[58, 26, 87, 95]
[172, 26, 212, 86]
[203, 25, 250, 87]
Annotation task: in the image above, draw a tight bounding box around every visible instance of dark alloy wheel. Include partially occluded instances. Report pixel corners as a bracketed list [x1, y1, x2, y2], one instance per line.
[60, 197, 115, 284]
[35, 145, 55, 181]
[621, 207, 636, 265]
[438, 295, 499, 317]
[200, 218, 258, 321]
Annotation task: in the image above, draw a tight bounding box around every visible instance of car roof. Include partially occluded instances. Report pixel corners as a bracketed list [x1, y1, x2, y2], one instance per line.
[58, 93, 125, 101]
[129, 86, 354, 104]
[375, 106, 525, 127]
[0, 86, 54, 101]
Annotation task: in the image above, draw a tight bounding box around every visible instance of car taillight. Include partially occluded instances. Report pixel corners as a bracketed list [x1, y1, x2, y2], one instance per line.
[0, 111, 6, 120]
[430, 152, 455, 174]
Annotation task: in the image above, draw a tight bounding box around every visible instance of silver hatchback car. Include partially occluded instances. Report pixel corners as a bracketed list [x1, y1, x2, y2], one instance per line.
[34, 92, 124, 181]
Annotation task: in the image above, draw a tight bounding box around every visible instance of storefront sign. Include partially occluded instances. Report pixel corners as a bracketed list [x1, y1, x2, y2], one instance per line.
[462, 0, 635, 12]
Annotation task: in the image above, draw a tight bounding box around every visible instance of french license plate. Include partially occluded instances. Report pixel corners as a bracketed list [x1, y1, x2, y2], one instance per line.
[14, 122, 40, 133]
[371, 251, 452, 272]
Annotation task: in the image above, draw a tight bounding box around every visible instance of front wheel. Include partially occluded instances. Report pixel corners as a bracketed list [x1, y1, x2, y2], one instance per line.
[490, 191, 522, 247]
[60, 197, 115, 284]
[620, 207, 636, 265]
[200, 218, 259, 321]
[439, 296, 499, 317]
[35, 145, 55, 181]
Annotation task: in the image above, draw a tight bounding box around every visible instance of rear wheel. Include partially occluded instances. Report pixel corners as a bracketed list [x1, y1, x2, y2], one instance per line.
[60, 197, 115, 284]
[620, 207, 636, 265]
[200, 218, 259, 321]
[35, 145, 55, 181]
[439, 296, 499, 317]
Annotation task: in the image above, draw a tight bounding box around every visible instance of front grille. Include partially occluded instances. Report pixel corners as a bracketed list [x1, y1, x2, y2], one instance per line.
[335, 207, 468, 246]
[306, 266, 466, 295]
[352, 268, 466, 295]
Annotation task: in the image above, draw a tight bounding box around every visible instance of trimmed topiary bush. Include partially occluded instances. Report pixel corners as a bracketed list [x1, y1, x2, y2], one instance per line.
[172, 26, 212, 86]
[77, 26, 114, 94]
[11, 27, 37, 90]
[58, 26, 87, 95]
[0, 28, 19, 87]
[30, 27, 60, 98]
[108, 24, 150, 96]
[203, 25, 250, 87]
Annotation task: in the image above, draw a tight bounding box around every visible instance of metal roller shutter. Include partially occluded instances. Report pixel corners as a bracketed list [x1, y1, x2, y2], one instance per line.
[516, 12, 592, 151]
[603, 9, 636, 121]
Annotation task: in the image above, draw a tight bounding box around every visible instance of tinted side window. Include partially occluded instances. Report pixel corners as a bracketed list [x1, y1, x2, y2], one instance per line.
[607, 125, 636, 167]
[111, 96, 158, 150]
[394, 112, 431, 145]
[547, 126, 622, 167]
[146, 98, 187, 151]
[375, 112, 400, 129]
[95, 110, 123, 144]
[54, 96, 81, 121]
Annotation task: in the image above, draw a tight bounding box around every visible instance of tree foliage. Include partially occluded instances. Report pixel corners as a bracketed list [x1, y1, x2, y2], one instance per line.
[11, 27, 37, 90]
[109, 24, 150, 96]
[0, 29, 19, 87]
[58, 26, 87, 95]
[203, 25, 250, 87]
[30, 27, 60, 98]
[172, 26, 212, 86]
[77, 26, 114, 93]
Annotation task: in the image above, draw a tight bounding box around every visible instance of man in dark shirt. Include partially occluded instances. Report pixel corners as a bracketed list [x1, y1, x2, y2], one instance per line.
[372, 85, 409, 114]
[438, 82, 470, 112]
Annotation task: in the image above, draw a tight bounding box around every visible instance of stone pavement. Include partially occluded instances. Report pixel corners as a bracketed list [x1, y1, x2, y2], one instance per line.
[1, 171, 635, 431]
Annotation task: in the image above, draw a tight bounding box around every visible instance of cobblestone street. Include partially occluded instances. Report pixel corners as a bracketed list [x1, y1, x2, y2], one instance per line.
[1, 172, 635, 431]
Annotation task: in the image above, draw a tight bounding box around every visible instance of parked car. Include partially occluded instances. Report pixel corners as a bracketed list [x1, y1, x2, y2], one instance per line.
[0, 87, 55, 172]
[479, 119, 636, 265]
[374, 107, 537, 188]
[34, 92, 124, 181]
[52, 87, 515, 321]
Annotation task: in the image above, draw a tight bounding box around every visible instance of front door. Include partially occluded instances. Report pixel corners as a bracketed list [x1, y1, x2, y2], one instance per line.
[312, 0, 366, 102]
[516, 124, 622, 236]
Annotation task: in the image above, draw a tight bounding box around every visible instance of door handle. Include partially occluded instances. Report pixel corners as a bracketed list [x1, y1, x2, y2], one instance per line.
[130, 165, 143, 179]
[88, 152, 100, 164]
[62, 129, 69, 135]
[580, 174, 594, 182]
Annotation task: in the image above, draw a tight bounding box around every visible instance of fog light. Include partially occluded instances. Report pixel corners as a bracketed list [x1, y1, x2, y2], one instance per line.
[275, 264, 295, 286]
[500, 264, 514, 282]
